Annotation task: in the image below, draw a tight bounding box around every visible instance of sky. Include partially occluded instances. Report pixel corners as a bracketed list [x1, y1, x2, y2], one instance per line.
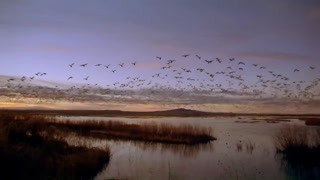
[0, 0, 320, 113]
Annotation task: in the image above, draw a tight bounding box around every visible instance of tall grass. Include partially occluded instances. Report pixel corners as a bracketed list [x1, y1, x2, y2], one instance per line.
[47, 119, 216, 144]
[275, 125, 320, 163]
[0, 112, 110, 179]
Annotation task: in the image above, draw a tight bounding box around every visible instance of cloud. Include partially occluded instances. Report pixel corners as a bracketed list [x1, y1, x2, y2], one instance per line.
[235, 51, 311, 61]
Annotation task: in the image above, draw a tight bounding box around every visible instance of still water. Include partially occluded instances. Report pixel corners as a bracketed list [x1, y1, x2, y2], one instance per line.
[57, 116, 317, 180]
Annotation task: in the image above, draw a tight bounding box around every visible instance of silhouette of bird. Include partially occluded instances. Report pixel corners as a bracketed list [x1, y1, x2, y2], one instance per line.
[84, 76, 89, 80]
[196, 55, 201, 59]
[7, 78, 14, 82]
[182, 54, 190, 58]
[294, 69, 300, 72]
[119, 63, 124, 67]
[132, 62, 137, 66]
[80, 63, 88, 67]
[238, 62, 245, 65]
[69, 63, 75, 68]
[205, 60, 213, 64]
[95, 64, 102, 66]
[67, 76, 73, 80]
[310, 66, 315, 70]
[104, 64, 111, 69]
[229, 58, 235, 62]
[112, 70, 116, 73]
[252, 64, 258, 67]
[156, 56, 162, 60]
[216, 58, 222, 63]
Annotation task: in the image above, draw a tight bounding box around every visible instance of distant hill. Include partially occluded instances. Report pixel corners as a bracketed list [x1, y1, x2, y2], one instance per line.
[0, 108, 233, 117]
[0, 108, 318, 117]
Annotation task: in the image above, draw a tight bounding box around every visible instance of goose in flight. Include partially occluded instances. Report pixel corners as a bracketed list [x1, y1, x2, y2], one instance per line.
[205, 60, 213, 64]
[95, 64, 102, 66]
[7, 78, 14, 82]
[252, 64, 258, 67]
[104, 64, 111, 69]
[84, 76, 89, 80]
[294, 69, 300, 72]
[21, 76, 26, 81]
[167, 60, 176, 64]
[197, 68, 204, 72]
[310, 66, 315, 70]
[195, 55, 201, 59]
[229, 58, 235, 62]
[132, 62, 137, 66]
[67, 76, 73, 80]
[30, 76, 35, 80]
[69, 63, 75, 68]
[238, 62, 245, 65]
[112, 70, 116, 73]
[156, 56, 162, 60]
[35, 72, 41, 76]
[182, 54, 190, 58]
[80, 63, 88, 67]
[119, 63, 124, 67]
[216, 58, 222, 63]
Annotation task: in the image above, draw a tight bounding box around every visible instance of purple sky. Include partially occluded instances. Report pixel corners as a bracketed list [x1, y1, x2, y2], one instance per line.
[0, 0, 320, 112]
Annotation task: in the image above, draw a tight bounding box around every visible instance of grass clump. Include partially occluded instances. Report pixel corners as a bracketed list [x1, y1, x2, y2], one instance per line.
[49, 119, 216, 144]
[0, 112, 110, 180]
[275, 125, 320, 164]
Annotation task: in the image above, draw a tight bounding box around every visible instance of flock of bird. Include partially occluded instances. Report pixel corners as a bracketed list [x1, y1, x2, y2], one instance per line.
[1, 54, 320, 107]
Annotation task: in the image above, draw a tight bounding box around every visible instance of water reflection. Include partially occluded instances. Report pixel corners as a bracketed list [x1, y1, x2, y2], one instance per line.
[277, 154, 320, 180]
[131, 141, 214, 158]
[54, 116, 316, 180]
[63, 133, 214, 158]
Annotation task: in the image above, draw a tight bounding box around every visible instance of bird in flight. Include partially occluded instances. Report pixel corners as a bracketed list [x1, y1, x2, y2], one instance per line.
[67, 76, 73, 80]
[229, 58, 235, 62]
[205, 60, 213, 64]
[294, 69, 300, 72]
[84, 76, 89, 80]
[69, 63, 75, 68]
[112, 70, 116, 73]
[238, 62, 245, 65]
[216, 58, 222, 63]
[95, 64, 102, 66]
[182, 54, 190, 58]
[132, 62, 137, 66]
[119, 63, 124, 67]
[80, 63, 88, 67]
[156, 56, 162, 60]
[310, 66, 315, 70]
[104, 64, 111, 69]
[196, 55, 201, 59]
[7, 78, 14, 82]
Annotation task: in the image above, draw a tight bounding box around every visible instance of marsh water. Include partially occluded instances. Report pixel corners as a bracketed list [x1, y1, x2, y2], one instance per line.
[57, 116, 318, 180]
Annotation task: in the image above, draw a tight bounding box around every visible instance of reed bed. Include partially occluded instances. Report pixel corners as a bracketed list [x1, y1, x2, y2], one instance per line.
[275, 125, 320, 163]
[48, 119, 216, 144]
[0, 112, 110, 179]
